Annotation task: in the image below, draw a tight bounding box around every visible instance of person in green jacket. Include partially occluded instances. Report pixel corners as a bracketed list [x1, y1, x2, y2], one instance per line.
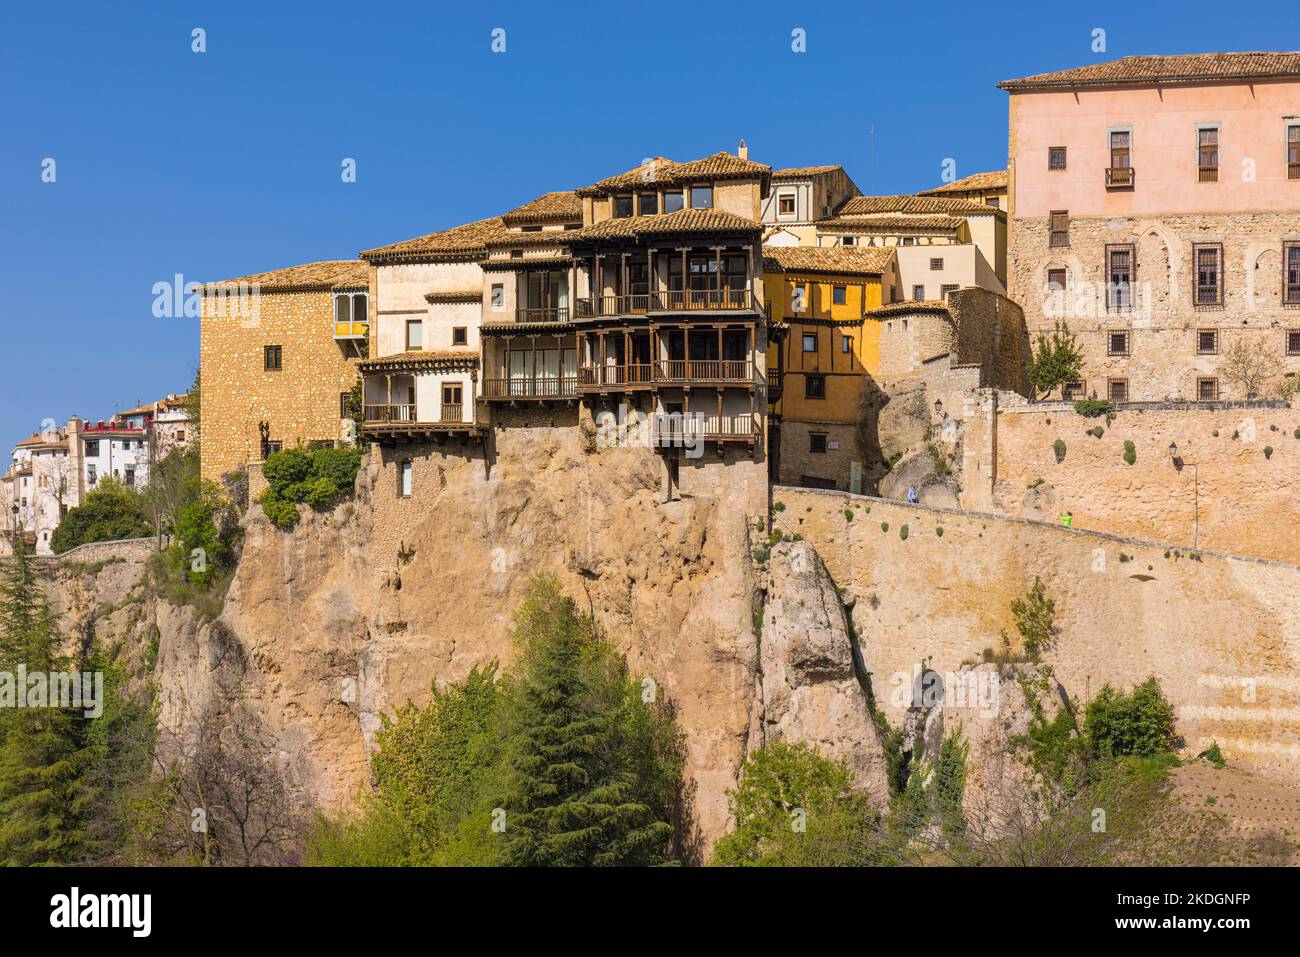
[1059, 511, 1073, 528]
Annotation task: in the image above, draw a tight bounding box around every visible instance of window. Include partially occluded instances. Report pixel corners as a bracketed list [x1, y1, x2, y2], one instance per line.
[1107, 330, 1130, 356]
[176, 430, 185, 442]
[1288, 124, 1300, 180]
[664, 190, 684, 213]
[805, 374, 826, 399]
[1107, 378, 1129, 403]
[1110, 129, 1131, 168]
[85, 440, 99, 457]
[406, 320, 423, 350]
[1062, 381, 1086, 400]
[399, 460, 413, 498]
[510, 249, 523, 259]
[841, 335, 852, 353]
[452, 326, 468, 346]
[87, 464, 96, 485]
[690, 186, 713, 209]
[930, 258, 944, 270]
[900, 237, 915, 246]
[264, 344, 282, 370]
[1287, 329, 1300, 355]
[335, 292, 368, 330]
[1049, 210, 1069, 248]
[1046, 268, 1067, 291]
[1197, 329, 1219, 354]
[1048, 146, 1067, 170]
[521, 225, 541, 232]
[1193, 243, 1223, 306]
[442, 383, 463, 421]
[940, 284, 958, 297]
[638, 193, 658, 215]
[266, 441, 283, 455]
[802, 333, 817, 353]
[1105, 244, 1135, 312]
[340, 392, 350, 418]
[985, 197, 1000, 208]
[491, 284, 504, 311]
[613, 194, 633, 218]
[124, 467, 135, 487]
[1197, 126, 1219, 182]
[1285, 242, 1300, 304]
[1197, 377, 1219, 401]
[841, 236, 856, 246]
[778, 193, 796, 215]
[809, 432, 828, 453]
[912, 285, 926, 300]
[832, 286, 847, 305]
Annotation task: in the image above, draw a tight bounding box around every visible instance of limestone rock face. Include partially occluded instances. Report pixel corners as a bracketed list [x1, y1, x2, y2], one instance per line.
[878, 448, 961, 507]
[1020, 481, 1057, 522]
[760, 541, 890, 804]
[875, 379, 930, 464]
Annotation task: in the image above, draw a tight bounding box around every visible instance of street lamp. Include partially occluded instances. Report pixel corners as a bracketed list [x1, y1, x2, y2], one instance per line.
[933, 398, 944, 418]
[1168, 442, 1198, 548]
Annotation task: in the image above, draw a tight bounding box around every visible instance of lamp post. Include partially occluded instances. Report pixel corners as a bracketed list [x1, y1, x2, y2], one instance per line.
[1168, 442, 1198, 548]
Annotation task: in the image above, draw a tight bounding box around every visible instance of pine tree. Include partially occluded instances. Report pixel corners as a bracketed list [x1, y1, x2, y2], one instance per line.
[501, 575, 673, 866]
[0, 544, 92, 864]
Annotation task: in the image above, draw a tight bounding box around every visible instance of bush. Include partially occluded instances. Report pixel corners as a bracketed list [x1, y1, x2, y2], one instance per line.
[1090, 426, 1104, 439]
[1074, 399, 1114, 418]
[1011, 577, 1057, 662]
[259, 446, 363, 529]
[899, 524, 909, 541]
[1084, 678, 1176, 760]
[50, 478, 152, 554]
[1052, 439, 1066, 463]
[171, 480, 234, 585]
[1123, 440, 1137, 466]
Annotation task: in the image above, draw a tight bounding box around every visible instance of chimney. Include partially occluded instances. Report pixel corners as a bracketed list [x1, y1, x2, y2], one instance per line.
[737, 138, 749, 160]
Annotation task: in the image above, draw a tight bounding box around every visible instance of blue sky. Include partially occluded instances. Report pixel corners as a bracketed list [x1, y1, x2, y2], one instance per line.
[0, 0, 1289, 445]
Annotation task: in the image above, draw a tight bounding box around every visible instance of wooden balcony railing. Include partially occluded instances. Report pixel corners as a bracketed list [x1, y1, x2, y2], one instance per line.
[577, 364, 654, 386]
[652, 413, 761, 443]
[1105, 166, 1135, 189]
[364, 404, 416, 423]
[654, 359, 753, 382]
[1290, 162, 1300, 181]
[440, 403, 464, 423]
[574, 289, 757, 317]
[1197, 166, 1218, 183]
[483, 375, 578, 399]
[514, 306, 570, 324]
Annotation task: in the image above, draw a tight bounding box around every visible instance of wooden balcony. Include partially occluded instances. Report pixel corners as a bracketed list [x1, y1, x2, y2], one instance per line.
[364, 404, 416, 423]
[441, 403, 463, 423]
[1197, 166, 1218, 183]
[484, 376, 578, 400]
[361, 403, 480, 442]
[1105, 166, 1135, 189]
[575, 288, 758, 318]
[652, 413, 761, 445]
[514, 306, 571, 324]
[576, 361, 758, 390]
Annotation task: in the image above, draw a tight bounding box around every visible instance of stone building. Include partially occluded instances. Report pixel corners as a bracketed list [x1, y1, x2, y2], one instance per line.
[762, 245, 896, 490]
[760, 164, 863, 246]
[1001, 52, 1300, 402]
[199, 260, 369, 480]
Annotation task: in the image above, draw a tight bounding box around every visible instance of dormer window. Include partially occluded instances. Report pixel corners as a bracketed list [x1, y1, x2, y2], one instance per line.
[638, 193, 658, 215]
[689, 185, 713, 209]
[613, 194, 634, 218]
[664, 190, 684, 213]
[778, 193, 796, 216]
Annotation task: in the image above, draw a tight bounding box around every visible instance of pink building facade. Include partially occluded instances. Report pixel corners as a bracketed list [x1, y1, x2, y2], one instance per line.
[1003, 53, 1300, 402]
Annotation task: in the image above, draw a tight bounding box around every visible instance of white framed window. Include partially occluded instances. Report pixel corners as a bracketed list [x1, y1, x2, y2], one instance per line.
[399, 460, 413, 498]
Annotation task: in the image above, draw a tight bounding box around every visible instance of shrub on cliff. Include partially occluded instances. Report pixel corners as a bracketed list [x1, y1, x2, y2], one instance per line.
[1073, 399, 1114, 418]
[1010, 577, 1057, 662]
[259, 446, 362, 529]
[1084, 678, 1176, 760]
[711, 742, 886, 866]
[50, 478, 153, 554]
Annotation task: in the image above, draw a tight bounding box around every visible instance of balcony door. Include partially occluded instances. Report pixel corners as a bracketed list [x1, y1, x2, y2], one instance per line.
[508, 351, 530, 397]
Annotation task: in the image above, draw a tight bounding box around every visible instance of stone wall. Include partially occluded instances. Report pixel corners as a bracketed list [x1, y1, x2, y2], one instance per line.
[776, 419, 859, 491]
[1009, 212, 1300, 402]
[773, 485, 1300, 785]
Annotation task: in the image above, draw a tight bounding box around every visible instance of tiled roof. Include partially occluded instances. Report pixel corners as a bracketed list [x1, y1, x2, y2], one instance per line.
[573, 208, 759, 240]
[763, 245, 894, 276]
[204, 260, 368, 292]
[485, 229, 579, 249]
[359, 350, 480, 370]
[819, 215, 964, 232]
[998, 52, 1300, 91]
[360, 217, 509, 263]
[501, 191, 582, 225]
[576, 152, 770, 196]
[424, 291, 482, 304]
[14, 433, 59, 448]
[917, 171, 1008, 196]
[772, 165, 843, 179]
[868, 300, 952, 318]
[836, 194, 1000, 217]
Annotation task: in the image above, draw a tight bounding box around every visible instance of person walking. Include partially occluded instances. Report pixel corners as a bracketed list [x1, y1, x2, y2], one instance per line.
[907, 485, 918, 505]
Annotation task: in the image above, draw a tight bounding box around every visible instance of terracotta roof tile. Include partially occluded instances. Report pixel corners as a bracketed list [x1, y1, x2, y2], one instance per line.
[836, 194, 1000, 217]
[999, 52, 1300, 90]
[917, 171, 1008, 196]
[573, 207, 759, 240]
[485, 229, 579, 249]
[359, 350, 480, 370]
[576, 152, 770, 196]
[360, 217, 509, 263]
[204, 260, 368, 292]
[772, 165, 843, 178]
[819, 215, 964, 232]
[501, 191, 582, 225]
[868, 300, 952, 318]
[763, 245, 894, 276]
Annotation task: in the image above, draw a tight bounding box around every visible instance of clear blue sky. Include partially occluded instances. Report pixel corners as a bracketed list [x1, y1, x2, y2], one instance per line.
[0, 0, 1287, 446]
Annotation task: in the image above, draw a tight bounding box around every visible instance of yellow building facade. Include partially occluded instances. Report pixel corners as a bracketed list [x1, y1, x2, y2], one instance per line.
[762, 246, 896, 490]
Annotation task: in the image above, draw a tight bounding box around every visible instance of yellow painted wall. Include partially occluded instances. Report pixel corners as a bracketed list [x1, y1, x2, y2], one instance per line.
[763, 270, 883, 425]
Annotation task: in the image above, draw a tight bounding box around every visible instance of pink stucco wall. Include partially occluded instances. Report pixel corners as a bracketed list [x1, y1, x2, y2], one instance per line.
[1012, 79, 1300, 219]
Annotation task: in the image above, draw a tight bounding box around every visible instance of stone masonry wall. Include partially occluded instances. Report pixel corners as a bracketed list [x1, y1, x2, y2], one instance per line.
[773, 486, 1300, 785]
[1010, 212, 1300, 401]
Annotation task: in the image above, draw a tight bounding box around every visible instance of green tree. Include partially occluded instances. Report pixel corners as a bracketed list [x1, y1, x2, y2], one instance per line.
[1085, 678, 1176, 760]
[500, 574, 676, 866]
[1027, 322, 1084, 400]
[259, 446, 363, 529]
[49, 477, 152, 554]
[0, 546, 92, 864]
[1010, 577, 1057, 662]
[712, 742, 886, 866]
